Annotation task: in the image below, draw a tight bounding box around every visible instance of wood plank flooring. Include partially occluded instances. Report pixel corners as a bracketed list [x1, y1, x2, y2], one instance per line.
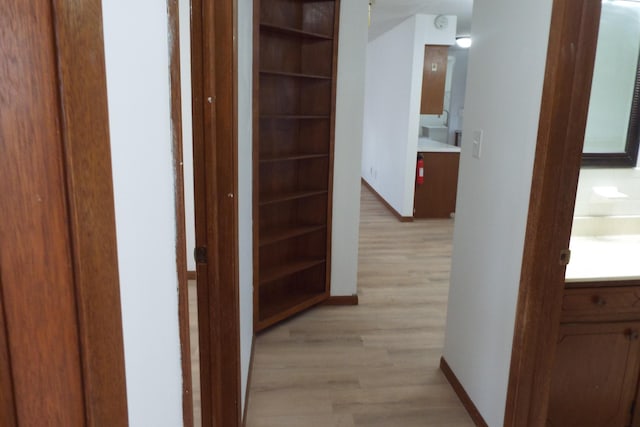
[243, 185, 474, 426]
[188, 280, 201, 426]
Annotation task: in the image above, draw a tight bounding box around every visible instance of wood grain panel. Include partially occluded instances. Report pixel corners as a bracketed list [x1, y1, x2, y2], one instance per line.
[191, 0, 242, 423]
[0, 1, 85, 423]
[51, 0, 129, 423]
[420, 45, 448, 115]
[547, 322, 640, 427]
[561, 286, 640, 322]
[504, 0, 603, 425]
[254, 0, 339, 331]
[166, 0, 194, 425]
[0, 288, 17, 427]
[413, 152, 460, 218]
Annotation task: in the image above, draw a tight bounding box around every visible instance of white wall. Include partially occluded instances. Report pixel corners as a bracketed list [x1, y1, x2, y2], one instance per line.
[180, 0, 196, 272]
[442, 0, 553, 425]
[362, 18, 417, 215]
[237, 0, 254, 413]
[102, 2, 183, 426]
[330, 0, 369, 297]
[448, 48, 469, 145]
[362, 15, 456, 216]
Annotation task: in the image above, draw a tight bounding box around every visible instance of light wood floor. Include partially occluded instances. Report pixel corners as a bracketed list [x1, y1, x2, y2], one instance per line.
[243, 185, 474, 426]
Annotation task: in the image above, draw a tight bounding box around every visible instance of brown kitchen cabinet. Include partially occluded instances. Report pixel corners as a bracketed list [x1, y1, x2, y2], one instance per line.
[413, 152, 459, 218]
[548, 284, 640, 427]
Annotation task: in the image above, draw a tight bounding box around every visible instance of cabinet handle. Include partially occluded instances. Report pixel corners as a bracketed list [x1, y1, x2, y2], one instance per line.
[592, 295, 607, 306]
[626, 329, 639, 341]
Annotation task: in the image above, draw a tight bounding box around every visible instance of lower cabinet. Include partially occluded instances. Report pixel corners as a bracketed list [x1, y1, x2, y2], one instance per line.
[548, 285, 640, 427]
[413, 151, 459, 218]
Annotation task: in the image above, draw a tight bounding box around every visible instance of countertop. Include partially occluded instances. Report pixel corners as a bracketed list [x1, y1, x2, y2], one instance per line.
[565, 234, 640, 282]
[417, 137, 461, 153]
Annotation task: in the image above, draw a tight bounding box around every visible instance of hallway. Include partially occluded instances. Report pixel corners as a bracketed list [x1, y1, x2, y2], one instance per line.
[244, 185, 474, 426]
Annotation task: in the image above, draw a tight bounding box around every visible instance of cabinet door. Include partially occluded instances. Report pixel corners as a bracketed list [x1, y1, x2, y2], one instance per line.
[547, 322, 640, 427]
[413, 152, 459, 218]
[420, 45, 448, 115]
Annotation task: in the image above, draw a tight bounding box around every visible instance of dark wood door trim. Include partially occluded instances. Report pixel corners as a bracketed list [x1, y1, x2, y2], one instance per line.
[0, 285, 17, 426]
[191, 0, 242, 424]
[51, 0, 129, 423]
[166, 1, 194, 426]
[2, 0, 128, 424]
[504, 0, 602, 425]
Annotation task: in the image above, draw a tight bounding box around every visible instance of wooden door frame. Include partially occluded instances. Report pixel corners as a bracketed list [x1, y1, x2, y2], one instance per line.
[190, 0, 242, 425]
[2, 0, 128, 424]
[504, 0, 602, 425]
[166, 1, 195, 426]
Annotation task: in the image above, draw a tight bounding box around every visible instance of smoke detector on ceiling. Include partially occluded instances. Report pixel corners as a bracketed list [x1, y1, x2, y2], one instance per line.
[434, 15, 449, 30]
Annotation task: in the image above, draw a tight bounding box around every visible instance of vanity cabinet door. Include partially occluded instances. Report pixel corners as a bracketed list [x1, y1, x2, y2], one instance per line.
[547, 322, 640, 427]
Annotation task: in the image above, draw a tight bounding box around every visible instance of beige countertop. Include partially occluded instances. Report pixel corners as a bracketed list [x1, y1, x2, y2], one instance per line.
[417, 137, 461, 153]
[565, 234, 640, 282]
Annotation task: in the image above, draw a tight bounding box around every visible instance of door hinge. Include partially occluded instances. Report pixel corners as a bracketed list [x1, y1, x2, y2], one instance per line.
[194, 246, 208, 264]
[559, 249, 571, 266]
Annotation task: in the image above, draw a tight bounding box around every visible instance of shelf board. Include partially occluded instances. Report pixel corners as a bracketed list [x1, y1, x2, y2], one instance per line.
[259, 189, 327, 206]
[260, 70, 331, 80]
[259, 115, 330, 120]
[260, 153, 328, 163]
[260, 225, 326, 247]
[260, 23, 333, 40]
[257, 291, 327, 331]
[259, 258, 325, 285]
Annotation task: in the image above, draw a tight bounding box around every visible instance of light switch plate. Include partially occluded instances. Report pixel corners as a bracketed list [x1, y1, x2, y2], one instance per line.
[472, 130, 483, 159]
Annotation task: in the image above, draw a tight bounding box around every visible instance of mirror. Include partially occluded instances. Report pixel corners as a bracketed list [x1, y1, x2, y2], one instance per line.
[582, 0, 640, 167]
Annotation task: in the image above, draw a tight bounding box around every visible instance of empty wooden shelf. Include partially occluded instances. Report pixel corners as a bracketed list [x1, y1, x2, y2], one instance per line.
[253, 0, 340, 331]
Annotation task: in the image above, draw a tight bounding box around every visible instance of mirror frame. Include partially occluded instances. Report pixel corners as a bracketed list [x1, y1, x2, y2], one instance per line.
[582, 53, 640, 167]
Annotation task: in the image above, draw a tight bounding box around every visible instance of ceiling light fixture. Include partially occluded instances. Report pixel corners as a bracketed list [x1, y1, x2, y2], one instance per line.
[456, 36, 472, 48]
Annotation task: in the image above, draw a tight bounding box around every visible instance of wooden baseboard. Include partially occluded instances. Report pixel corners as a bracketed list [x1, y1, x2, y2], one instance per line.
[323, 295, 359, 306]
[242, 335, 256, 427]
[361, 178, 413, 223]
[440, 357, 488, 427]
[187, 270, 196, 280]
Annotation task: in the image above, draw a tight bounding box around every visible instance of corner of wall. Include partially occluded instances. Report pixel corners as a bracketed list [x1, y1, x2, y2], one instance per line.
[331, 0, 369, 297]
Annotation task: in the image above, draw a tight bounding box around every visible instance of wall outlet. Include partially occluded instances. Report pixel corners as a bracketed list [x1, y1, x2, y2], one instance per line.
[472, 130, 483, 159]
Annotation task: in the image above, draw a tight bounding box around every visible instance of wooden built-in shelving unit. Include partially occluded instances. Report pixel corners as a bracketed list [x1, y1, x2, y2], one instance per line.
[253, 0, 340, 331]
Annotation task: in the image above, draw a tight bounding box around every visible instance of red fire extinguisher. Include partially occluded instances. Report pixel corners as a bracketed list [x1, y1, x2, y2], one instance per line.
[416, 154, 424, 185]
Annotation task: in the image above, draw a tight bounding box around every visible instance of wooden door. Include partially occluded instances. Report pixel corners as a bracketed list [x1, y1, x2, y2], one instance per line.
[547, 322, 640, 427]
[191, 0, 242, 425]
[0, 0, 127, 425]
[420, 45, 449, 115]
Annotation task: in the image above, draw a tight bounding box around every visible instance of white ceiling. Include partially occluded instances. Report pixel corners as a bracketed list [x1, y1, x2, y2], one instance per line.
[368, 0, 474, 41]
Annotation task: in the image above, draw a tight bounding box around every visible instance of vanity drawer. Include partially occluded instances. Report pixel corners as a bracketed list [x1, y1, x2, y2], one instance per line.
[561, 287, 640, 322]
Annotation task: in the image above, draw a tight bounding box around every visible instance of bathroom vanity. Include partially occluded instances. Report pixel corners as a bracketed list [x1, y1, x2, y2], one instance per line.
[414, 138, 460, 218]
[547, 227, 640, 426]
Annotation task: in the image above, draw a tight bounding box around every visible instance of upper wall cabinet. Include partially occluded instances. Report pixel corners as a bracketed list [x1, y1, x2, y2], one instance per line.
[253, 0, 340, 332]
[420, 45, 449, 115]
